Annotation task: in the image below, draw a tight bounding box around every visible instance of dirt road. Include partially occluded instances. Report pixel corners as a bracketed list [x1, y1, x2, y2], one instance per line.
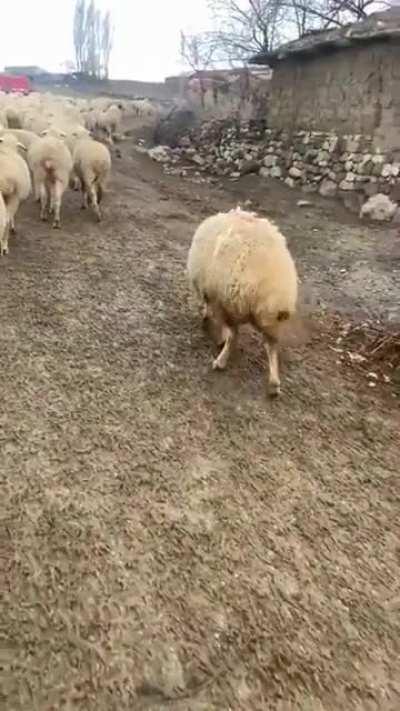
[2, 143, 399, 710]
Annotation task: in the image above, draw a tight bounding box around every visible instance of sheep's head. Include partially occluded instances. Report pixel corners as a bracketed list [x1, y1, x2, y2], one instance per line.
[40, 128, 67, 139]
[0, 135, 27, 152]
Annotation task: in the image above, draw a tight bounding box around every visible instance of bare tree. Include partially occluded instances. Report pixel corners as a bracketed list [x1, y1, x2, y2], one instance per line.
[73, 0, 87, 73]
[207, 0, 288, 62]
[73, 0, 113, 79]
[199, 0, 391, 67]
[180, 31, 217, 105]
[285, 0, 390, 30]
[102, 11, 114, 80]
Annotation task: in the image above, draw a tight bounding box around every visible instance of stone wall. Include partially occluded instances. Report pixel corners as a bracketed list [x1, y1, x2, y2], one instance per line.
[158, 119, 400, 211]
[261, 129, 400, 204]
[268, 43, 400, 153]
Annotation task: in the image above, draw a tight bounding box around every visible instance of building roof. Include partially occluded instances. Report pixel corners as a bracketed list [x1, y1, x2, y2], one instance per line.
[4, 66, 48, 76]
[250, 7, 400, 67]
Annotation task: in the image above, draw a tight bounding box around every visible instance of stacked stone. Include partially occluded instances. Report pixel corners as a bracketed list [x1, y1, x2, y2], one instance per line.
[149, 119, 400, 205]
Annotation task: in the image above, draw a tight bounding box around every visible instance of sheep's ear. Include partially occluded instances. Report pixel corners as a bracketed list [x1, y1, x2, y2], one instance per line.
[60, 131, 67, 138]
[40, 129, 48, 136]
[0, 137, 4, 143]
[17, 142, 27, 152]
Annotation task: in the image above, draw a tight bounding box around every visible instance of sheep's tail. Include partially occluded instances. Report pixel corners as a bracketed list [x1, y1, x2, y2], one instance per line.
[42, 159, 56, 182]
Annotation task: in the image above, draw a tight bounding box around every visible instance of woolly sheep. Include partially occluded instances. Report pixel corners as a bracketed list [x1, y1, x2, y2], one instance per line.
[187, 208, 298, 397]
[28, 132, 73, 229]
[72, 137, 111, 221]
[0, 128, 39, 152]
[0, 134, 31, 244]
[95, 106, 122, 144]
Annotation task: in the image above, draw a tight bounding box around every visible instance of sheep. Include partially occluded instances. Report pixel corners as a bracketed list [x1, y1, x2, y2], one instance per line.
[0, 190, 8, 256]
[72, 137, 111, 221]
[27, 132, 73, 229]
[187, 208, 298, 397]
[0, 134, 31, 245]
[0, 128, 39, 151]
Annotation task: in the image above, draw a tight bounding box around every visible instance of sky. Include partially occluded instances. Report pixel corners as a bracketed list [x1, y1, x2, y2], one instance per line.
[0, 0, 211, 81]
[1, 1, 399, 82]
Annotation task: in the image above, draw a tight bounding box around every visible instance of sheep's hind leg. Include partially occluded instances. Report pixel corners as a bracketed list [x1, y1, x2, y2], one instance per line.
[52, 182, 63, 229]
[264, 335, 281, 397]
[0, 223, 10, 256]
[212, 323, 236, 371]
[39, 184, 48, 221]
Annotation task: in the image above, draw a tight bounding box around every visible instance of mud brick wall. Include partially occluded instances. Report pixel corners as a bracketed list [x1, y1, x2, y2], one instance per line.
[268, 44, 400, 154]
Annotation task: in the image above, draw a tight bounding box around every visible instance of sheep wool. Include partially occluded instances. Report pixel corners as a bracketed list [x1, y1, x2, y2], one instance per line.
[187, 207, 298, 396]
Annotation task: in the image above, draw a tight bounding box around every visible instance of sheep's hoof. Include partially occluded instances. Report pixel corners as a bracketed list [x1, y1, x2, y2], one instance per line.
[212, 357, 226, 371]
[52, 221, 61, 230]
[40, 215, 47, 222]
[81, 204, 87, 210]
[95, 212, 102, 223]
[268, 382, 281, 398]
[10, 226, 16, 236]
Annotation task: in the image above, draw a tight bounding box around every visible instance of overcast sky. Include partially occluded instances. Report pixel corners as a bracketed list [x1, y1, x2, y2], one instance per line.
[0, 0, 211, 81]
[1, 1, 398, 81]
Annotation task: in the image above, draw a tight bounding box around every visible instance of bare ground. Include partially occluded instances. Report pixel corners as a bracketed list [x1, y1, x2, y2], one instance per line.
[1, 142, 400, 711]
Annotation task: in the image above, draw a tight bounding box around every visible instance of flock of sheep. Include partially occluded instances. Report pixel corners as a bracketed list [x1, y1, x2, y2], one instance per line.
[0, 92, 298, 397]
[0, 92, 157, 252]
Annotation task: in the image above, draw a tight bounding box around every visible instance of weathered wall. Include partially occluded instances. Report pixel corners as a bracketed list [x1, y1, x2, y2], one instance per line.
[269, 43, 400, 152]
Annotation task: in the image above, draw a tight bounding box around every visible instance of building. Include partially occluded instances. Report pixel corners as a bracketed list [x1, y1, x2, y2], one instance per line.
[251, 8, 400, 152]
[4, 66, 48, 78]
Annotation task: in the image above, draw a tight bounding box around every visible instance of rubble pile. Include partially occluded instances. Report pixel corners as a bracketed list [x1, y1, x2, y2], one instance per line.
[148, 119, 400, 220]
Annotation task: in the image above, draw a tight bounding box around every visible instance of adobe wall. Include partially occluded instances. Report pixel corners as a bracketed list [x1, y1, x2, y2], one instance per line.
[269, 43, 400, 153]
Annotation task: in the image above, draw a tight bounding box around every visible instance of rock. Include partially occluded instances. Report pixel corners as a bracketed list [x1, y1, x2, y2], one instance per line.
[289, 166, 302, 179]
[360, 193, 398, 222]
[319, 179, 338, 198]
[358, 159, 373, 175]
[297, 200, 313, 207]
[148, 145, 171, 163]
[345, 172, 356, 182]
[372, 154, 384, 165]
[270, 165, 282, 178]
[317, 150, 330, 163]
[240, 159, 260, 176]
[345, 161, 354, 172]
[391, 208, 400, 225]
[192, 154, 205, 166]
[285, 177, 295, 188]
[263, 154, 277, 168]
[339, 180, 355, 191]
[259, 167, 271, 179]
[372, 163, 383, 177]
[381, 163, 393, 178]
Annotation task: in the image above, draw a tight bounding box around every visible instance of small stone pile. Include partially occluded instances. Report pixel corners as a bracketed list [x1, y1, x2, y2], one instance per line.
[148, 119, 400, 219]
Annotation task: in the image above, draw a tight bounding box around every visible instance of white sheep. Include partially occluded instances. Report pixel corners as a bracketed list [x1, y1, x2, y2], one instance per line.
[0, 190, 8, 256]
[27, 131, 73, 228]
[72, 137, 111, 221]
[0, 134, 31, 242]
[95, 106, 122, 144]
[0, 128, 39, 153]
[187, 208, 298, 396]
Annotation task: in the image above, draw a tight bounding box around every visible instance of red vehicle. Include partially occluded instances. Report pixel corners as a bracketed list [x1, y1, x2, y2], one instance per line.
[0, 74, 32, 94]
